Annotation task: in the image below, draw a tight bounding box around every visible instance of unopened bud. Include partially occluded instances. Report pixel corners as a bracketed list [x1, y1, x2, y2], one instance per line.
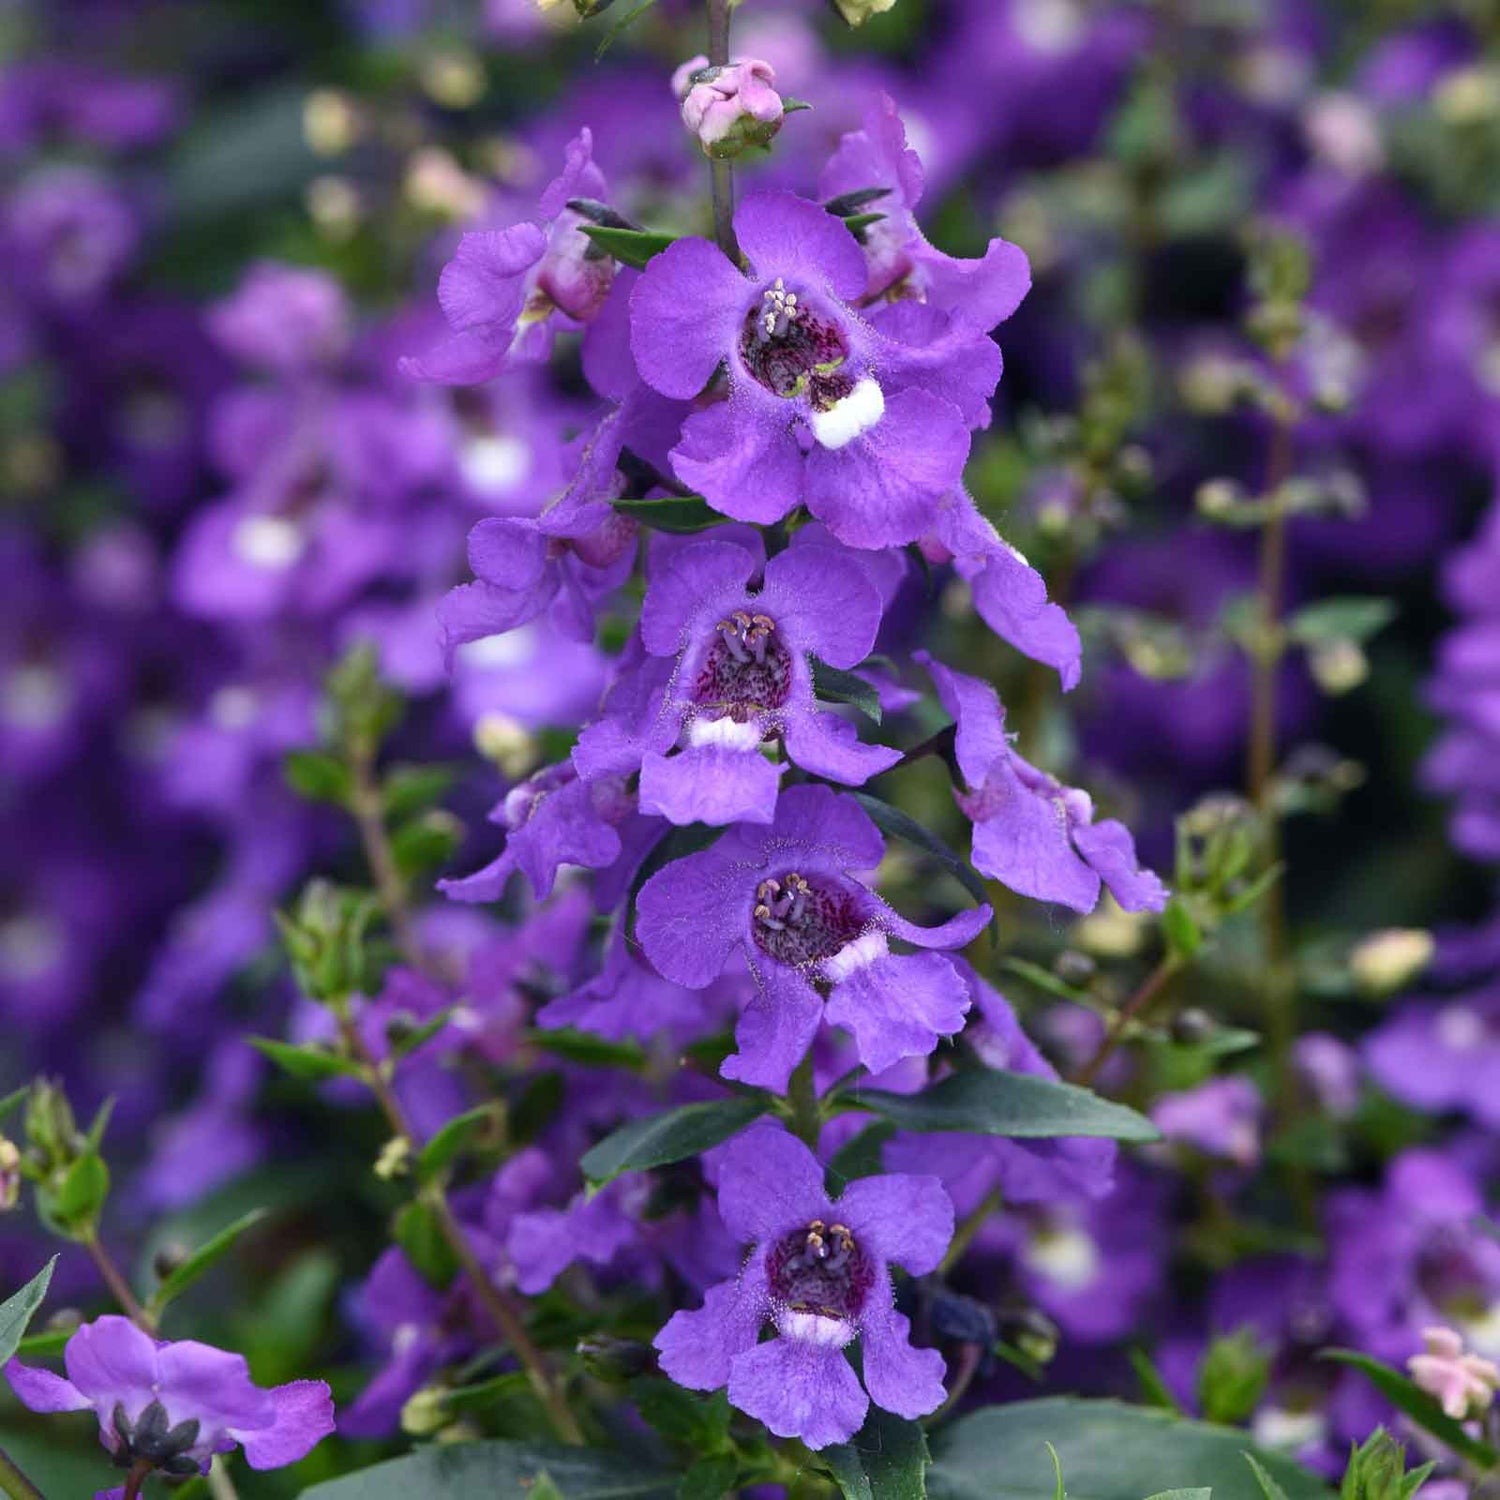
[1309, 638, 1368, 695]
[577, 1334, 655, 1382]
[832, 0, 898, 24]
[375, 1136, 411, 1181]
[1000, 1307, 1059, 1366]
[400, 1386, 451, 1436]
[672, 57, 784, 160]
[1170, 1008, 1216, 1045]
[152, 1243, 190, 1281]
[1053, 951, 1095, 986]
[473, 712, 537, 779]
[0, 1138, 19, 1211]
[303, 89, 360, 157]
[1349, 928, 1433, 998]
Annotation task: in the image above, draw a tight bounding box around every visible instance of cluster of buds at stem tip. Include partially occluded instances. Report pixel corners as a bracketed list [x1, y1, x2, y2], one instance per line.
[672, 56, 784, 160]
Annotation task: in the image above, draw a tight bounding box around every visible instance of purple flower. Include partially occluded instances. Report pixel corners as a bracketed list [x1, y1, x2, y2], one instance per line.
[4, 1316, 333, 1477]
[636, 784, 990, 1088]
[655, 1122, 952, 1449]
[401, 130, 615, 384]
[673, 56, 785, 159]
[598, 534, 898, 826]
[918, 652, 1166, 914]
[819, 94, 1030, 327]
[1365, 990, 1500, 1129]
[208, 262, 351, 375]
[1151, 1077, 1263, 1168]
[629, 190, 997, 548]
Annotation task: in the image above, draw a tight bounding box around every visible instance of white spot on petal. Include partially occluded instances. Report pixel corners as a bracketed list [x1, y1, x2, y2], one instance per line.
[460, 434, 532, 497]
[687, 716, 763, 750]
[822, 929, 889, 983]
[810, 378, 884, 451]
[233, 515, 306, 571]
[1024, 1226, 1099, 1292]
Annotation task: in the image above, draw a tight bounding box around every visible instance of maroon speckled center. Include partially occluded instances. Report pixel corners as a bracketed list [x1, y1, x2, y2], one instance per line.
[692, 610, 792, 721]
[739, 281, 855, 408]
[750, 871, 868, 968]
[766, 1220, 874, 1321]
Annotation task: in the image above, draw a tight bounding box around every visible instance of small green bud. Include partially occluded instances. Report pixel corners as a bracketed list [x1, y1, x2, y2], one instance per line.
[832, 0, 898, 24]
[577, 1334, 655, 1383]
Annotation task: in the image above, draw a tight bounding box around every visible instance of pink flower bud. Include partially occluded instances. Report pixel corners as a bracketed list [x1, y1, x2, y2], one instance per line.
[1408, 1326, 1500, 1421]
[672, 56, 784, 160]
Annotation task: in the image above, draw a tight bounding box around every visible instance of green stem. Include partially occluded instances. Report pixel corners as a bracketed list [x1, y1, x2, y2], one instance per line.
[348, 742, 425, 973]
[0, 1447, 44, 1500]
[706, 0, 738, 259]
[83, 1231, 155, 1334]
[1070, 954, 1182, 1088]
[940, 1187, 1003, 1274]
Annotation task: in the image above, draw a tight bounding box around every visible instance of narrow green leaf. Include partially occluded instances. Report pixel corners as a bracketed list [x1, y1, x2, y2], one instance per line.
[527, 1029, 648, 1071]
[1047, 1444, 1066, 1500]
[1128, 1347, 1183, 1413]
[1319, 1349, 1498, 1469]
[679, 1455, 741, 1500]
[843, 211, 887, 237]
[1243, 1454, 1291, 1500]
[594, 0, 659, 59]
[1162, 897, 1204, 961]
[853, 793, 991, 914]
[823, 1408, 930, 1500]
[612, 492, 727, 534]
[811, 658, 883, 723]
[390, 1007, 456, 1060]
[1285, 597, 1396, 646]
[999, 958, 1093, 1006]
[383, 763, 458, 821]
[1143, 1492, 1212, 1499]
[151, 1209, 269, 1313]
[416, 1106, 500, 1186]
[284, 750, 353, 806]
[847, 1069, 1159, 1142]
[0, 1259, 57, 1366]
[630, 1378, 732, 1452]
[782, 97, 813, 113]
[579, 224, 679, 269]
[250, 1038, 363, 1083]
[582, 1097, 770, 1188]
[393, 1199, 458, 1289]
[0, 1087, 28, 1124]
[390, 811, 463, 880]
[14, 1329, 69, 1359]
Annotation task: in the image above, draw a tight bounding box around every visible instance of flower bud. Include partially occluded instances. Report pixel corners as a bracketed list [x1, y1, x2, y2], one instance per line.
[832, 0, 898, 24]
[576, 1334, 655, 1383]
[0, 1138, 20, 1211]
[672, 57, 784, 160]
[1349, 928, 1434, 998]
[1408, 1327, 1500, 1421]
[400, 1387, 451, 1437]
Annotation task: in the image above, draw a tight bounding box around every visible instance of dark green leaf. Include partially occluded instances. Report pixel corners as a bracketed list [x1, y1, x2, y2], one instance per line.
[1285, 598, 1396, 646]
[580, 224, 680, 269]
[582, 1097, 770, 1188]
[852, 794, 991, 915]
[0, 1260, 57, 1366]
[824, 1408, 930, 1500]
[528, 1029, 648, 1071]
[847, 1070, 1158, 1142]
[1128, 1348, 1182, 1413]
[825, 1122, 895, 1191]
[1162, 897, 1204, 961]
[383, 764, 458, 821]
[250, 1038, 363, 1083]
[393, 1199, 458, 1290]
[612, 493, 728, 534]
[843, 212, 887, 238]
[679, 1455, 741, 1500]
[927, 1399, 1330, 1500]
[416, 1106, 501, 1186]
[594, 0, 658, 58]
[811, 659, 882, 724]
[150, 1209, 268, 1313]
[283, 750, 352, 806]
[300, 1442, 676, 1498]
[1318, 1350, 1498, 1469]
[390, 811, 463, 880]
[0, 1087, 28, 1123]
[630, 1377, 732, 1452]
[998, 959, 1092, 1007]
[390, 1007, 456, 1060]
[782, 97, 813, 114]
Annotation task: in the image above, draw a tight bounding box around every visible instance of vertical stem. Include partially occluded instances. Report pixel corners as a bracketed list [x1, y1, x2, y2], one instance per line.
[786, 1052, 820, 1149]
[0, 1447, 45, 1500]
[122, 1460, 153, 1500]
[1070, 954, 1183, 1088]
[337, 1017, 583, 1444]
[706, 0, 738, 260]
[349, 743, 424, 971]
[83, 1232, 155, 1333]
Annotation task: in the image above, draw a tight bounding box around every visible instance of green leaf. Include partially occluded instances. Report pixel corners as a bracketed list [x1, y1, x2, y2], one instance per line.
[1285, 598, 1396, 646]
[630, 1378, 732, 1452]
[250, 1038, 363, 1083]
[390, 811, 463, 880]
[998, 959, 1092, 1007]
[1128, 1348, 1182, 1414]
[1047, 1443, 1066, 1500]
[679, 1455, 740, 1500]
[527, 1029, 648, 1071]
[594, 0, 658, 58]
[852, 793, 992, 915]
[49, 1152, 109, 1234]
[284, 750, 352, 805]
[612, 492, 727, 534]
[811, 658, 882, 723]
[0, 1087, 28, 1124]
[1318, 1350, 1498, 1469]
[927, 1399, 1329, 1500]
[14, 1329, 69, 1360]
[393, 1199, 458, 1290]
[848, 1070, 1158, 1142]
[1143, 1493, 1212, 1499]
[383, 763, 458, 821]
[579, 224, 679, 269]
[783, 97, 813, 113]
[300, 1442, 676, 1498]
[0, 1260, 57, 1366]
[416, 1106, 501, 1186]
[1197, 1331, 1269, 1427]
[1161, 897, 1204, 961]
[824, 1407, 930, 1500]
[843, 211, 887, 238]
[1243, 1455, 1291, 1500]
[150, 1209, 268, 1313]
[825, 1121, 895, 1191]
[582, 1097, 770, 1188]
[389, 1007, 456, 1060]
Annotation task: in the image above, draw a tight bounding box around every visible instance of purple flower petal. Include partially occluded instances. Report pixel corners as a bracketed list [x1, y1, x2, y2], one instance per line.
[670, 399, 804, 526]
[836, 1175, 953, 1275]
[639, 745, 784, 826]
[967, 760, 1101, 912]
[782, 709, 901, 787]
[655, 1253, 768, 1391]
[1072, 819, 1168, 913]
[4, 1359, 88, 1414]
[734, 191, 867, 303]
[759, 545, 884, 670]
[728, 1336, 868, 1450]
[859, 1293, 948, 1420]
[636, 841, 747, 987]
[825, 951, 971, 1075]
[715, 1121, 829, 1243]
[630, 237, 748, 400]
[722, 961, 824, 1092]
[753, 783, 884, 871]
[236, 1381, 337, 1470]
[639, 537, 761, 657]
